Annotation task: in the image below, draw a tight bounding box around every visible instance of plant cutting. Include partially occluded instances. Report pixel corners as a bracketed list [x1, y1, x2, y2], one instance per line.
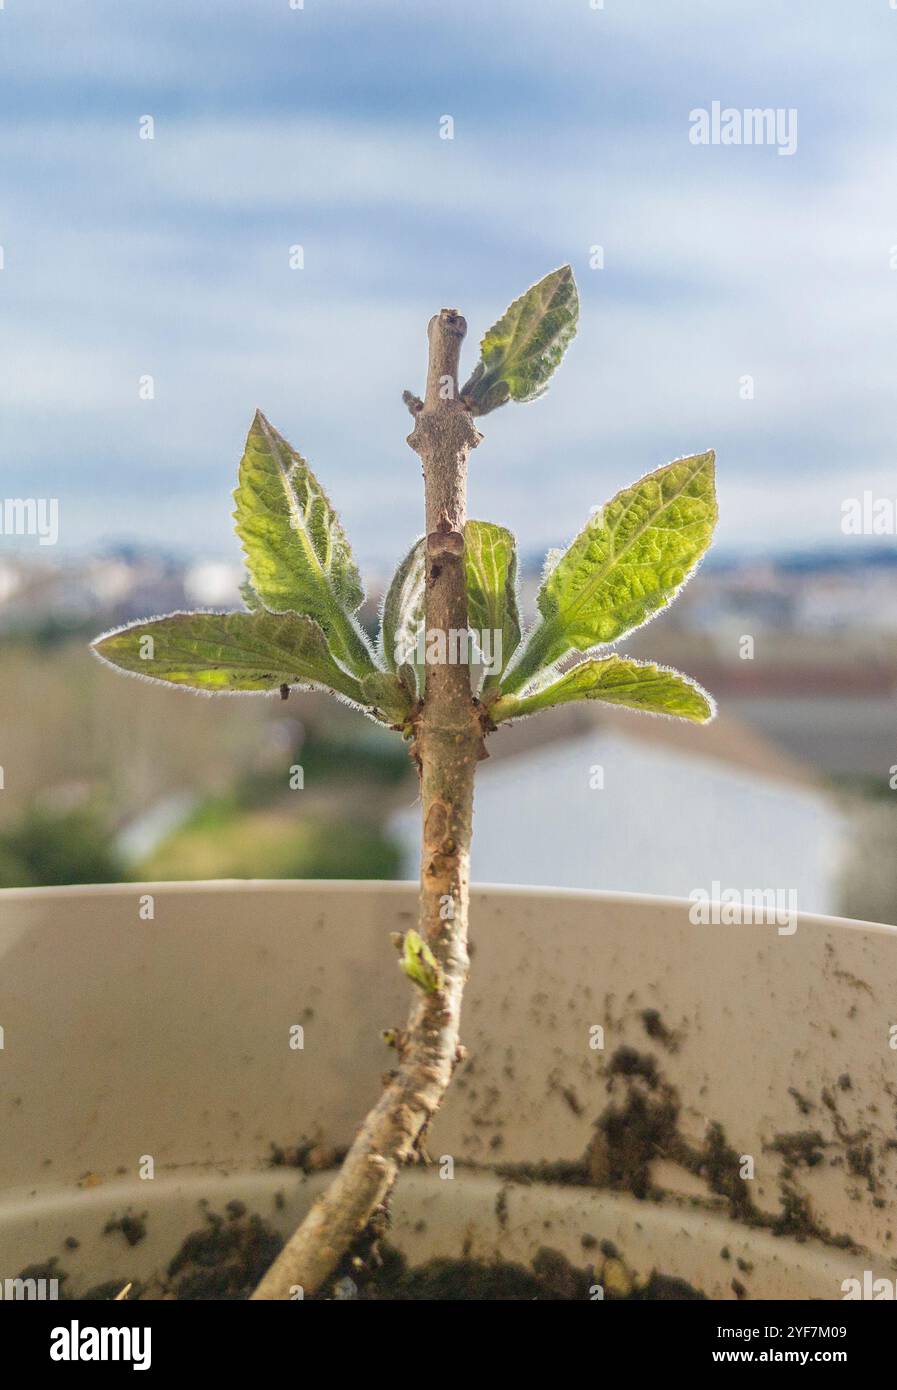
[92, 265, 718, 1299]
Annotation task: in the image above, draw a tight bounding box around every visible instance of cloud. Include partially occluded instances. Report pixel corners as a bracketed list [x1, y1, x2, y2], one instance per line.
[1, 1, 895, 565]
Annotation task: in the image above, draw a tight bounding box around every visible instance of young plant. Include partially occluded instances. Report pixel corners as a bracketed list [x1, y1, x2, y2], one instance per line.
[92, 266, 718, 1299]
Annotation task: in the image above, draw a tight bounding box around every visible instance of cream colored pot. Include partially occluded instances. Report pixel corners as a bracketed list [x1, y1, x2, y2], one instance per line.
[0, 882, 894, 1300]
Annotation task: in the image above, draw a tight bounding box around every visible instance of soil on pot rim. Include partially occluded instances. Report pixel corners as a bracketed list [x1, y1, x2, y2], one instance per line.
[47, 1202, 706, 1301]
[20, 1016, 885, 1299]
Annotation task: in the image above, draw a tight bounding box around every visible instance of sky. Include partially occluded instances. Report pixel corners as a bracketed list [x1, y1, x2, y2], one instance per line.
[1, 0, 897, 572]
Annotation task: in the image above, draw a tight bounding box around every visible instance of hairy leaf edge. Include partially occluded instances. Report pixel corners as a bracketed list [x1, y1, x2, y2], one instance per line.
[492, 658, 717, 726]
[90, 611, 401, 725]
[234, 409, 382, 678]
[499, 449, 718, 697]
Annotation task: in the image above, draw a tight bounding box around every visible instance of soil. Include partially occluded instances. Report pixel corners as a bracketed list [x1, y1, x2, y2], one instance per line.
[268, 1140, 347, 1173]
[320, 1243, 704, 1301]
[494, 1038, 864, 1256]
[104, 1212, 148, 1247]
[23, 1015, 880, 1299]
[33, 1189, 706, 1306]
[66, 1203, 705, 1300]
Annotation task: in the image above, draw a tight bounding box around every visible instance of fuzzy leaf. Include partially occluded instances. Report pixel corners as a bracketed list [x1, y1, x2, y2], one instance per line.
[399, 929, 443, 993]
[92, 610, 365, 701]
[464, 520, 521, 692]
[240, 577, 264, 612]
[380, 537, 427, 697]
[504, 451, 717, 694]
[462, 266, 579, 416]
[492, 655, 714, 724]
[233, 411, 376, 678]
[359, 671, 415, 725]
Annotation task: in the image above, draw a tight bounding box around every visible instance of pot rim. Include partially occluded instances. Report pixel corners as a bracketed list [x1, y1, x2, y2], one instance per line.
[0, 877, 892, 936]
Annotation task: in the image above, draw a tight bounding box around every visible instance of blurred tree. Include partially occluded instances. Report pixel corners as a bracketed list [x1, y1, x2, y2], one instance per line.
[0, 806, 123, 888]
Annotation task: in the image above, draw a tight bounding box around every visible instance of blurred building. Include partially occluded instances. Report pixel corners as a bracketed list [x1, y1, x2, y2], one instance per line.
[392, 704, 846, 917]
[0, 548, 245, 637]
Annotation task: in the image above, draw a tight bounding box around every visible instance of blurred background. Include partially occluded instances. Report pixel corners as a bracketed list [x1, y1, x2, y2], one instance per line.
[1, 1, 896, 921]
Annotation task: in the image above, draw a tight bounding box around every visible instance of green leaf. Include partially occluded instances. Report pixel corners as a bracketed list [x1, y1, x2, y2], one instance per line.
[240, 577, 264, 612]
[92, 610, 365, 702]
[359, 671, 415, 726]
[379, 524, 523, 699]
[399, 929, 444, 993]
[464, 520, 521, 693]
[503, 451, 717, 694]
[380, 536, 427, 696]
[461, 265, 579, 416]
[233, 411, 376, 679]
[492, 655, 714, 724]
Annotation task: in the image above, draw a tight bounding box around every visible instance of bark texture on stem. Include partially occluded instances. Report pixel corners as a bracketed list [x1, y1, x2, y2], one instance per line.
[251, 310, 483, 1300]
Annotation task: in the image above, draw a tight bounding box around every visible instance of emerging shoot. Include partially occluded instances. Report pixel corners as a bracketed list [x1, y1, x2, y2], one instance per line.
[92, 266, 718, 1298]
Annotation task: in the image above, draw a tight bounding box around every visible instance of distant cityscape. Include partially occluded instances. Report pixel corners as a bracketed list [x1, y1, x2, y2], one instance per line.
[2, 540, 896, 784]
[1, 539, 896, 923]
[3, 541, 897, 638]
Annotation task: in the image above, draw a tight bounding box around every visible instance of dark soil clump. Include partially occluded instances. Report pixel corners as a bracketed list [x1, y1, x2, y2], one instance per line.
[165, 1205, 284, 1299]
[70, 1199, 706, 1300]
[311, 1240, 704, 1301]
[339, 1244, 594, 1300]
[104, 1212, 148, 1247]
[269, 1140, 347, 1173]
